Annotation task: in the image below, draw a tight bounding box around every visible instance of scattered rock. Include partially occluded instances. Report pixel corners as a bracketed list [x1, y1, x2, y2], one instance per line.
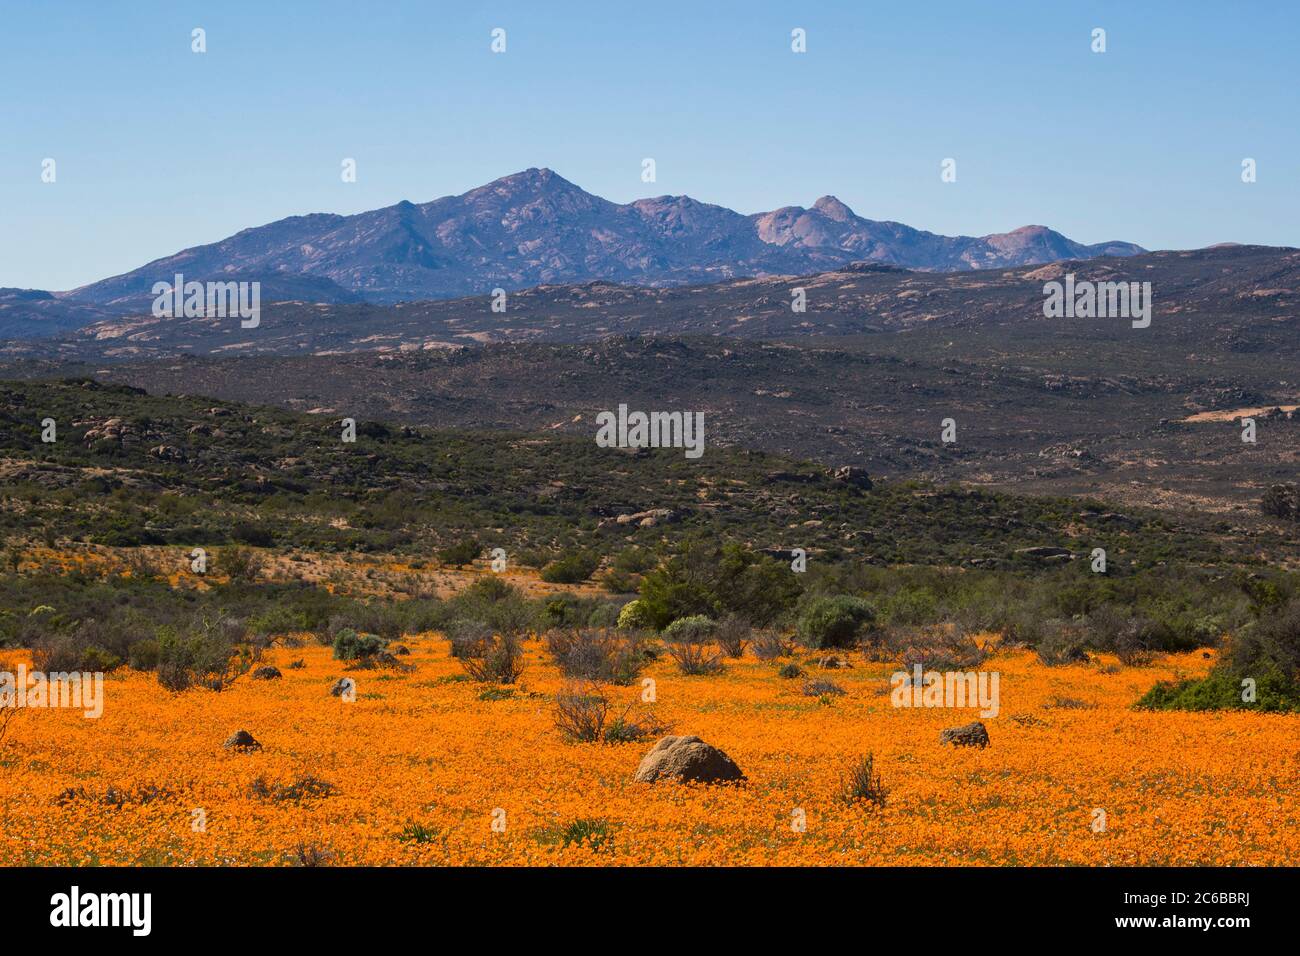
[940, 722, 990, 748]
[829, 465, 873, 490]
[223, 730, 261, 751]
[147, 444, 185, 462]
[614, 508, 677, 526]
[1014, 546, 1073, 561]
[633, 735, 745, 785]
[251, 665, 282, 681]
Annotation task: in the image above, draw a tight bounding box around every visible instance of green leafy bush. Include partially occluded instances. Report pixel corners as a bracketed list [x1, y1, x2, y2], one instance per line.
[796, 595, 875, 649]
[540, 552, 599, 584]
[332, 628, 384, 661]
[438, 538, 481, 569]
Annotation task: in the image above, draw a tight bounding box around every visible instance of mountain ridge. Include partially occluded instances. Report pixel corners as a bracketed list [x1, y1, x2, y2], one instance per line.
[49, 168, 1144, 316]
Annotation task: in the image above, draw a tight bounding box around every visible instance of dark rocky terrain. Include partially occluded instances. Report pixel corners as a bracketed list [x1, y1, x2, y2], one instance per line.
[2, 244, 1291, 361]
[3, 244, 1295, 524]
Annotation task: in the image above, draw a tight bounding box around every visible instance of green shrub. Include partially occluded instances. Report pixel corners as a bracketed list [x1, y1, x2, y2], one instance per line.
[545, 629, 647, 685]
[540, 552, 600, 584]
[127, 639, 160, 671]
[156, 615, 251, 692]
[587, 603, 621, 628]
[459, 634, 526, 684]
[1136, 668, 1300, 713]
[840, 753, 887, 807]
[220, 546, 262, 583]
[1142, 599, 1300, 712]
[332, 628, 384, 661]
[662, 615, 717, 643]
[796, 595, 875, 649]
[31, 636, 122, 674]
[1032, 621, 1091, 666]
[438, 538, 481, 569]
[616, 599, 654, 631]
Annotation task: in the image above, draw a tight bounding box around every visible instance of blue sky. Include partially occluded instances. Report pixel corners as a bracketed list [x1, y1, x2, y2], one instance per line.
[2, 0, 1296, 290]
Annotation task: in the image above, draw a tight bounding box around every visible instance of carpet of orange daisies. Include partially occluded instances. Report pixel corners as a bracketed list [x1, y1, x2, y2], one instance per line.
[1, 635, 1297, 866]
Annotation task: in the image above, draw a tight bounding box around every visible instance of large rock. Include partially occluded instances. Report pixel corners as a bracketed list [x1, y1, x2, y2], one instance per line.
[633, 735, 744, 784]
[614, 508, 678, 527]
[223, 730, 261, 751]
[829, 465, 873, 490]
[940, 721, 990, 748]
[1014, 546, 1073, 562]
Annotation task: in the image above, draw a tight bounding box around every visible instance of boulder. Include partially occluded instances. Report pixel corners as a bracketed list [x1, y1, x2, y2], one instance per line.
[829, 465, 873, 490]
[633, 735, 744, 784]
[614, 508, 677, 526]
[223, 730, 261, 751]
[1014, 546, 1073, 561]
[940, 721, 990, 748]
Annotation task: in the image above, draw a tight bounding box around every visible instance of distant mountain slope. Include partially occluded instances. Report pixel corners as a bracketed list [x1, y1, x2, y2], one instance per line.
[56, 168, 1144, 318]
[14, 244, 1294, 361]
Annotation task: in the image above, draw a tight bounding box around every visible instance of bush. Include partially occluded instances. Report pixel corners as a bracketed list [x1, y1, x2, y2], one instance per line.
[553, 685, 609, 742]
[586, 603, 622, 628]
[438, 538, 481, 569]
[445, 619, 493, 659]
[1136, 669, 1300, 713]
[540, 552, 599, 584]
[840, 753, 887, 807]
[545, 629, 647, 685]
[1136, 600, 1300, 712]
[332, 628, 384, 661]
[753, 630, 791, 660]
[891, 623, 988, 672]
[637, 541, 802, 629]
[1229, 598, 1300, 681]
[1032, 621, 1091, 666]
[220, 546, 262, 584]
[555, 818, 613, 852]
[127, 639, 160, 671]
[602, 703, 671, 744]
[156, 614, 252, 692]
[1261, 483, 1299, 522]
[796, 596, 875, 649]
[459, 634, 526, 684]
[31, 636, 122, 674]
[662, 615, 717, 643]
[665, 640, 724, 676]
[778, 663, 803, 678]
[552, 685, 668, 743]
[715, 616, 751, 658]
[616, 600, 654, 631]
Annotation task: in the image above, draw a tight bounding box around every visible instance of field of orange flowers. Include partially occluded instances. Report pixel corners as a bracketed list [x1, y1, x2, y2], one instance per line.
[2, 633, 1297, 866]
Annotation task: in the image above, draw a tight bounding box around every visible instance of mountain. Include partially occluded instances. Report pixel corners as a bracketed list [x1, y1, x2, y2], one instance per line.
[51, 168, 1144, 320]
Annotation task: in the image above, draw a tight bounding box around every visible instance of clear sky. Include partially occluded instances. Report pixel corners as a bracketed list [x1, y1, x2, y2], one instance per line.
[2, 0, 1296, 291]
